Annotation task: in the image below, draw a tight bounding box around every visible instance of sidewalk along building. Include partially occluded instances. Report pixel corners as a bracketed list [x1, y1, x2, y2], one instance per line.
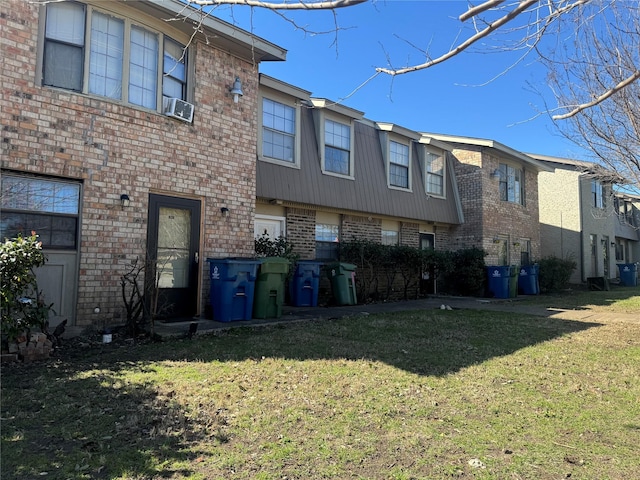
[533, 154, 639, 284]
[255, 75, 465, 301]
[0, 0, 286, 333]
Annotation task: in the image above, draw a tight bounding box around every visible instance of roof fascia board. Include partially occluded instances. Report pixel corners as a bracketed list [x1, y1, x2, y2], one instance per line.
[419, 135, 453, 152]
[376, 122, 421, 141]
[139, 0, 287, 62]
[310, 98, 364, 120]
[260, 74, 311, 100]
[424, 132, 552, 172]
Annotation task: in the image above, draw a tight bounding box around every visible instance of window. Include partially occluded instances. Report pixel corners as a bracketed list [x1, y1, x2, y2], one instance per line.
[389, 141, 410, 189]
[324, 119, 351, 175]
[262, 97, 296, 163]
[498, 163, 524, 205]
[591, 180, 605, 209]
[1, 175, 80, 249]
[381, 230, 399, 245]
[43, 2, 188, 111]
[425, 149, 444, 196]
[315, 224, 339, 260]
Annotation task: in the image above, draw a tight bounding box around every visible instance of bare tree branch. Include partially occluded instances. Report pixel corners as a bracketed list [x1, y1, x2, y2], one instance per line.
[186, 0, 367, 10]
[552, 70, 640, 120]
[375, 0, 539, 76]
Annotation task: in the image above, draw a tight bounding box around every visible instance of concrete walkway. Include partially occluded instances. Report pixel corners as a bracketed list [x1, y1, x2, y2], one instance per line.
[154, 295, 639, 339]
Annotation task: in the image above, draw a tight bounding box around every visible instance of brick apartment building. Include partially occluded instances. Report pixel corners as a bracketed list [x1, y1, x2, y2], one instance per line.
[1, 0, 285, 333]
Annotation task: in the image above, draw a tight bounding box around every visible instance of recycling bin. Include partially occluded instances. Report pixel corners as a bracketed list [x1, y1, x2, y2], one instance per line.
[207, 258, 259, 322]
[617, 263, 638, 287]
[518, 264, 540, 295]
[486, 266, 513, 299]
[290, 260, 323, 307]
[327, 262, 357, 306]
[253, 257, 290, 319]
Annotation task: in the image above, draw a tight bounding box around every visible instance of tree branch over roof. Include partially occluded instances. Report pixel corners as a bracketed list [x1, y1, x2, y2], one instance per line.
[187, 0, 367, 10]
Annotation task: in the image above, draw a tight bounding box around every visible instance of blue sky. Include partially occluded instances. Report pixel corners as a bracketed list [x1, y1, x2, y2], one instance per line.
[213, 0, 583, 159]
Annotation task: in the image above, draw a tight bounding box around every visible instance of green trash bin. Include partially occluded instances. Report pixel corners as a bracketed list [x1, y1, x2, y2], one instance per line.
[253, 257, 290, 319]
[327, 262, 357, 306]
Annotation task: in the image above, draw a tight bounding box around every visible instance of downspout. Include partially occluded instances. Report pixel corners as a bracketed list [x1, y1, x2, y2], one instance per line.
[578, 177, 585, 282]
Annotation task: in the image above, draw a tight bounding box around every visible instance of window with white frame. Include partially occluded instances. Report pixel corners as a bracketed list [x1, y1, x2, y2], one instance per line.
[323, 119, 352, 176]
[262, 97, 296, 163]
[315, 223, 339, 260]
[42, 2, 188, 110]
[425, 148, 444, 196]
[591, 180, 605, 209]
[498, 163, 524, 205]
[389, 140, 410, 189]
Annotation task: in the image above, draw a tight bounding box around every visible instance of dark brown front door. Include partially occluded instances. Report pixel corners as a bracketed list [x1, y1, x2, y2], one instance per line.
[147, 194, 200, 320]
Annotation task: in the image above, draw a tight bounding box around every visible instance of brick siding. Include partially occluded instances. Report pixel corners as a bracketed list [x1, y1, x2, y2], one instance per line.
[1, 0, 259, 326]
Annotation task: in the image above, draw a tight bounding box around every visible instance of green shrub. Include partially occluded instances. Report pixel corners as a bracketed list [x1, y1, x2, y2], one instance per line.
[538, 255, 577, 293]
[1, 233, 54, 341]
[438, 247, 487, 296]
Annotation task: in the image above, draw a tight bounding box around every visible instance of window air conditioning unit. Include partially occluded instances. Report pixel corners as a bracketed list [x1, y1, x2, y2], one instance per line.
[164, 98, 194, 123]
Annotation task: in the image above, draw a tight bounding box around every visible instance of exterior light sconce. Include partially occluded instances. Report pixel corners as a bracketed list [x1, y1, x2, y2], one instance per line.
[120, 194, 130, 208]
[220, 207, 230, 217]
[611, 242, 616, 247]
[513, 242, 521, 247]
[493, 236, 501, 244]
[490, 169, 501, 180]
[229, 77, 243, 103]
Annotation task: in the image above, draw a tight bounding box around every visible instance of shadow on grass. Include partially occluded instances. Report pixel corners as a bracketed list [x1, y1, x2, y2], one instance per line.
[521, 283, 640, 311]
[1, 309, 602, 479]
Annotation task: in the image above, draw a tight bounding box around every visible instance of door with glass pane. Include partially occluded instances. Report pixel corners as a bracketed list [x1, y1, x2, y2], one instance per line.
[147, 195, 200, 320]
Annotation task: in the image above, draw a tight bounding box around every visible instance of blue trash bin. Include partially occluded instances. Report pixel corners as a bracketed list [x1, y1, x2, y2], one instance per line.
[487, 266, 511, 299]
[617, 263, 638, 287]
[290, 261, 323, 307]
[518, 264, 540, 295]
[207, 258, 259, 322]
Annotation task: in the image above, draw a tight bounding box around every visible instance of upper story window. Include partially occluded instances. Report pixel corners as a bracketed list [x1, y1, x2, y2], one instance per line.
[311, 99, 362, 179]
[425, 148, 445, 197]
[389, 140, 410, 189]
[591, 180, 605, 209]
[42, 2, 188, 111]
[324, 119, 352, 176]
[1, 175, 81, 249]
[261, 97, 297, 164]
[498, 163, 524, 205]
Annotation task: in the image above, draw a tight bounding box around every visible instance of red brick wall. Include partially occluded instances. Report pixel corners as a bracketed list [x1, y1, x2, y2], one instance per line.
[1, 0, 259, 326]
[448, 146, 541, 265]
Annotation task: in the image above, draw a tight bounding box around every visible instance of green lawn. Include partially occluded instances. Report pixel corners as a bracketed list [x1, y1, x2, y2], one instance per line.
[2, 294, 639, 479]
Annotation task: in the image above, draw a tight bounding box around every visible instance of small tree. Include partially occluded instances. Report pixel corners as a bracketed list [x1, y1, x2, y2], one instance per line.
[1, 233, 54, 342]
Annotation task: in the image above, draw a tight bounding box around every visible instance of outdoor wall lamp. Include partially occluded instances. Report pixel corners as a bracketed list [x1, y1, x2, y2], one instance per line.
[493, 236, 501, 243]
[490, 169, 501, 179]
[120, 194, 130, 208]
[220, 207, 230, 217]
[229, 77, 243, 103]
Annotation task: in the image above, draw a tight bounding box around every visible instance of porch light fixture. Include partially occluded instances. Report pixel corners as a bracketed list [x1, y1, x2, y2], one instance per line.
[230, 77, 243, 103]
[120, 194, 130, 208]
[220, 207, 230, 217]
[490, 169, 501, 179]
